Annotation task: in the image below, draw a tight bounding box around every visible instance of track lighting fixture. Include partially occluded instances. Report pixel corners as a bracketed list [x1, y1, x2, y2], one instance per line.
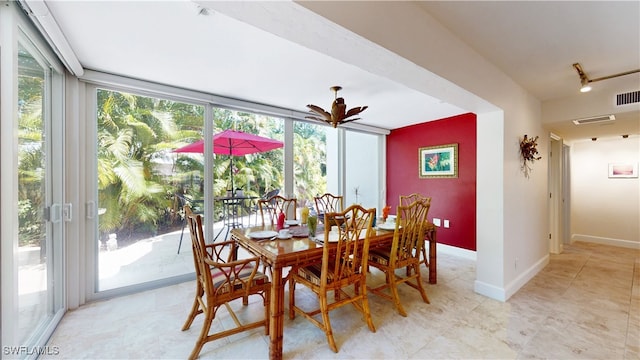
[591, 137, 597, 141]
[572, 63, 640, 93]
[622, 134, 629, 139]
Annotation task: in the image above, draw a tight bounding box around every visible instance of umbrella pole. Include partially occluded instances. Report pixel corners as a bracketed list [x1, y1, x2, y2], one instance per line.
[230, 156, 234, 195]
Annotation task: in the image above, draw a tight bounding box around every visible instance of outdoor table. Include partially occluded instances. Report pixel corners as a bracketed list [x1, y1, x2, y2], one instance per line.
[230, 222, 437, 360]
[213, 195, 258, 241]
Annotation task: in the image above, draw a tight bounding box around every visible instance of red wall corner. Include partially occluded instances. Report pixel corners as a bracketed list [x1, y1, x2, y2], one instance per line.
[386, 113, 477, 251]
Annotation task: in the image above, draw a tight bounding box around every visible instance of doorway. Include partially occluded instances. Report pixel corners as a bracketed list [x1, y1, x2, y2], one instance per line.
[548, 134, 565, 254]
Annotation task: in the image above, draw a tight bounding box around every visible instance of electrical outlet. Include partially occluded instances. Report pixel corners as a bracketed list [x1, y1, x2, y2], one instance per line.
[444, 219, 450, 228]
[433, 218, 441, 227]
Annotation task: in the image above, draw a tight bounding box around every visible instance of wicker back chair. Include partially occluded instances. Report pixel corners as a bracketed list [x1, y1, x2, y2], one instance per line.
[181, 208, 270, 359]
[288, 204, 376, 353]
[399, 192, 432, 207]
[368, 199, 431, 317]
[314, 193, 344, 214]
[258, 195, 297, 226]
[398, 193, 432, 268]
[314, 193, 344, 227]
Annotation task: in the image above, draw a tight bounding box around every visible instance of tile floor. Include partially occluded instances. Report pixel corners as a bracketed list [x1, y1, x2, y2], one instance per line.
[44, 241, 639, 359]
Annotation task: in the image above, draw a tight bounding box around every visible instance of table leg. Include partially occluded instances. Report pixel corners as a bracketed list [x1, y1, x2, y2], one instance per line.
[269, 267, 285, 360]
[428, 230, 437, 284]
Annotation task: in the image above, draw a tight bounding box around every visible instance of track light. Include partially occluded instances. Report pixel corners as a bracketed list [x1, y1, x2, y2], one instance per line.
[573, 63, 640, 93]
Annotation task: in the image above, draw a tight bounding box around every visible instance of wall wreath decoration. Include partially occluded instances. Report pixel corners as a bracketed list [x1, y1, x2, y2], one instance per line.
[520, 134, 541, 178]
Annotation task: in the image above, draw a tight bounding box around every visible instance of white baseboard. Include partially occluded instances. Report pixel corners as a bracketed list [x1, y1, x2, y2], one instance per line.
[474, 280, 506, 302]
[572, 234, 640, 249]
[474, 254, 549, 302]
[437, 243, 477, 260]
[504, 254, 549, 300]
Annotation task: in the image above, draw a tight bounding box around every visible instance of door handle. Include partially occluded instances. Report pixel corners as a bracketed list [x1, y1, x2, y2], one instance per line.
[63, 203, 72, 222]
[45, 203, 62, 223]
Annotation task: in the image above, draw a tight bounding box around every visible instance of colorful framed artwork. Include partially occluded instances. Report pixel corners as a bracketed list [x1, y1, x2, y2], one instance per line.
[419, 143, 458, 178]
[608, 163, 638, 178]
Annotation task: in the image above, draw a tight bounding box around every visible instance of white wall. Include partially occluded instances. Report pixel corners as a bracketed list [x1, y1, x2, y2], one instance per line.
[570, 137, 640, 248]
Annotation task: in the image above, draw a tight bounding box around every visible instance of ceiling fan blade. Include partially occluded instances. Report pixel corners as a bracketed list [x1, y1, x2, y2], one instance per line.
[345, 106, 368, 119]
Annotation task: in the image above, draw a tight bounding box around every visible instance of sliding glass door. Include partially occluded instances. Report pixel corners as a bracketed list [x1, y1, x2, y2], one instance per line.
[1, 4, 65, 354]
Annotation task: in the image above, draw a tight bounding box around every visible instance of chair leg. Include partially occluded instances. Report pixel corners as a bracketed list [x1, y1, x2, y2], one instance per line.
[360, 280, 376, 332]
[413, 264, 430, 304]
[182, 285, 203, 331]
[189, 304, 215, 360]
[178, 221, 186, 254]
[319, 292, 338, 353]
[288, 276, 296, 320]
[388, 273, 407, 317]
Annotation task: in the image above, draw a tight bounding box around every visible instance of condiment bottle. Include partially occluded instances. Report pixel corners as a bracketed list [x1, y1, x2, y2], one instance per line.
[277, 211, 285, 231]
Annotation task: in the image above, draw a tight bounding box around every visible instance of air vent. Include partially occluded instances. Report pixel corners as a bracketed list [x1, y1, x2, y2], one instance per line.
[572, 114, 615, 125]
[615, 90, 640, 106]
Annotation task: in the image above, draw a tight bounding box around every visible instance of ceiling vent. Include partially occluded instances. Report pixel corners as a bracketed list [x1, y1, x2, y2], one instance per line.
[615, 90, 640, 106]
[572, 114, 615, 125]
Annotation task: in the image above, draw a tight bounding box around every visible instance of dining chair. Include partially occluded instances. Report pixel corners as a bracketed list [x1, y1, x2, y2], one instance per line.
[314, 193, 344, 227]
[258, 195, 297, 226]
[368, 199, 431, 317]
[181, 207, 270, 360]
[399, 192, 432, 207]
[399, 193, 432, 269]
[288, 204, 376, 353]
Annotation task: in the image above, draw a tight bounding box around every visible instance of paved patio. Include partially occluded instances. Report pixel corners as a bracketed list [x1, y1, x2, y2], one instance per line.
[98, 214, 257, 291]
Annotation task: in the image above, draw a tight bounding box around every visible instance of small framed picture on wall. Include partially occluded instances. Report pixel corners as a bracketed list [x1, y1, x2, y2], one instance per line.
[608, 163, 638, 178]
[419, 143, 458, 178]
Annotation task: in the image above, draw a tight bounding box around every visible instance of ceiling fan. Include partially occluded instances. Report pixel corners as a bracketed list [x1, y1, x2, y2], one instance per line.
[306, 86, 368, 128]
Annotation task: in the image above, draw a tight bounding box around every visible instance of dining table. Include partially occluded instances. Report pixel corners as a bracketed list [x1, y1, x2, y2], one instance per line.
[230, 220, 437, 360]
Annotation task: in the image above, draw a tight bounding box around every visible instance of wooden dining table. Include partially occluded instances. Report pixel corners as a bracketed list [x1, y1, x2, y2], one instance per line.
[230, 222, 437, 360]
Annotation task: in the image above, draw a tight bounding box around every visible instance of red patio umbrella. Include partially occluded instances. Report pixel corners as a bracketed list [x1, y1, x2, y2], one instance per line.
[174, 129, 283, 192]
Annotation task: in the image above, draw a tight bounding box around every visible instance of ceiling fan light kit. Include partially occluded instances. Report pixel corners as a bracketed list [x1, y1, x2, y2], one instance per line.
[306, 86, 368, 128]
[572, 62, 640, 93]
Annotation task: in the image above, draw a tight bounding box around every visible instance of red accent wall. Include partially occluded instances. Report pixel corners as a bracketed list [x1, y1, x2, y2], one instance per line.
[387, 113, 477, 251]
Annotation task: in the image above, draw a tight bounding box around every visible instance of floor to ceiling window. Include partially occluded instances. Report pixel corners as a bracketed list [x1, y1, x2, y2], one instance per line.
[293, 121, 328, 205]
[92, 87, 287, 294]
[345, 130, 381, 210]
[95, 88, 205, 291]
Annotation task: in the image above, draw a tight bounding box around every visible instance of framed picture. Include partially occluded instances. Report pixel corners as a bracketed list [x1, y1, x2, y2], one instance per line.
[608, 163, 638, 178]
[419, 143, 458, 178]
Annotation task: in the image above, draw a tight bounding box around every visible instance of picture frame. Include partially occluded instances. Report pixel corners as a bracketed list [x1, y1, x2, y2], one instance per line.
[419, 143, 458, 178]
[608, 163, 638, 178]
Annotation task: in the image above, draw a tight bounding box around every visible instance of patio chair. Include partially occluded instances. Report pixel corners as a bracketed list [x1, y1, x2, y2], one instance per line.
[399, 193, 432, 268]
[250, 189, 279, 225]
[258, 195, 297, 225]
[177, 194, 204, 254]
[181, 208, 270, 360]
[368, 199, 431, 316]
[288, 204, 376, 353]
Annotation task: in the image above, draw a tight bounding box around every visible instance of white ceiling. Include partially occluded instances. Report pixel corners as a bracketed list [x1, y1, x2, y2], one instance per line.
[34, 1, 639, 140]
